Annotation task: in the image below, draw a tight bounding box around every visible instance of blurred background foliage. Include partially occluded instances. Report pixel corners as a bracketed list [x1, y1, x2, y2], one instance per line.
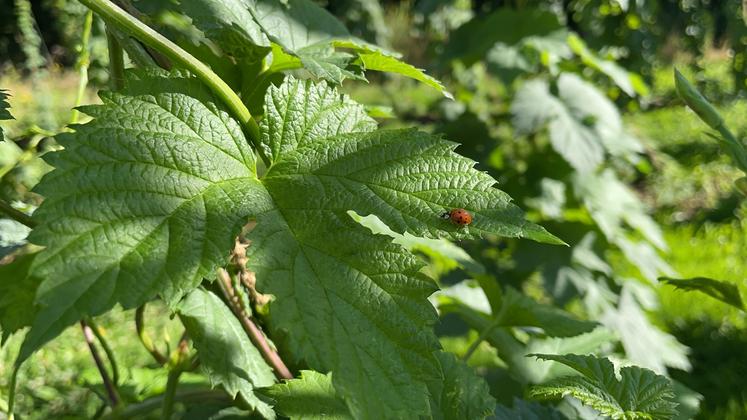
[2, 0, 747, 418]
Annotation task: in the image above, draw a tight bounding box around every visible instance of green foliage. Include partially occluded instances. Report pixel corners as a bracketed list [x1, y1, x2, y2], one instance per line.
[0, 253, 38, 343]
[511, 73, 640, 174]
[427, 352, 496, 419]
[530, 354, 678, 420]
[662, 277, 744, 311]
[18, 68, 266, 363]
[178, 288, 276, 417]
[494, 398, 568, 420]
[263, 371, 351, 419]
[0, 89, 12, 142]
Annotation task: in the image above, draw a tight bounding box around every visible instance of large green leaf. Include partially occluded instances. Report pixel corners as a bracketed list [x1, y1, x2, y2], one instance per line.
[0, 254, 39, 343]
[178, 288, 276, 418]
[262, 371, 352, 419]
[427, 352, 496, 419]
[18, 69, 271, 362]
[529, 354, 679, 420]
[20, 70, 555, 417]
[250, 78, 558, 417]
[0, 89, 12, 141]
[512, 74, 641, 173]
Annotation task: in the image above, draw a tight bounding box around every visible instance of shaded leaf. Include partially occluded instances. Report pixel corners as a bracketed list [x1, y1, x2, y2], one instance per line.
[499, 287, 598, 337]
[444, 8, 562, 66]
[495, 398, 568, 420]
[178, 288, 276, 418]
[0, 253, 39, 343]
[530, 354, 678, 420]
[661, 276, 744, 311]
[427, 352, 495, 419]
[262, 370, 352, 419]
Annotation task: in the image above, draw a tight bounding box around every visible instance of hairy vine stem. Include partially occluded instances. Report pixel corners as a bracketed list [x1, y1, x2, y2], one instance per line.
[81, 320, 121, 407]
[0, 199, 36, 228]
[217, 268, 293, 380]
[77, 0, 270, 166]
[70, 10, 93, 124]
[106, 29, 125, 91]
[86, 318, 121, 387]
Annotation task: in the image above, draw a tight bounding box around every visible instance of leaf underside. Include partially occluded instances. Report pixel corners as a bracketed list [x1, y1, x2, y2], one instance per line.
[0, 89, 12, 141]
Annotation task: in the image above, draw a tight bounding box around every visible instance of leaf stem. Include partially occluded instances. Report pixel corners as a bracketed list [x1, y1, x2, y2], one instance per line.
[0, 199, 36, 228]
[81, 320, 121, 407]
[161, 368, 182, 420]
[106, 28, 125, 91]
[135, 304, 168, 365]
[70, 10, 94, 125]
[77, 0, 268, 165]
[462, 303, 509, 362]
[217, 268, 293, 380]
[86, 318, 121, 387]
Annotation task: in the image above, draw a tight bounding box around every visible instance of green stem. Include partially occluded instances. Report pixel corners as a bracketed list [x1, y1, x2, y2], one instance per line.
[86, 318, 121, 387]
[107, 29, 125, 91]
[103, 389, 232, 419]
[0, 199, 36, 228]
[135, 305, 167, 365]
[81, 321, 121, 407]
[70, 10, 94, 125]
[7, 363, 19, 420]
[78, 0, 267, 164]
[462, 303, 509, 362]
[462, 318, 500, 362]
[161, 368, 183, 420]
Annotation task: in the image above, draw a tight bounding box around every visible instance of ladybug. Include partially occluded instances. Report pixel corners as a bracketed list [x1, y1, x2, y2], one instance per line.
[441, 208, 473, 226]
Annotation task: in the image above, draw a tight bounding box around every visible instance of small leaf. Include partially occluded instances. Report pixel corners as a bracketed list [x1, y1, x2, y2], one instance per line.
[444, 8, 562, 66]
[529, 354, 679, 420]
[427, 352, 496, 419]
[500, 287, 598, 337]
[262, 370, 352, 419]
[0, 89, 12, 141]
[178, 288, 276, 418]
[353, 50, 453, 99]
[0, 253, 39, 343]
[661, 276, 744, 311]
[567, 34, 647, 97]
[674, 68, 725, 131]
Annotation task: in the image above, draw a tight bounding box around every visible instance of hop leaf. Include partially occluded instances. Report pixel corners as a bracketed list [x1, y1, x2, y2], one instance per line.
[20, 70, 555, 417]
[529, 354, 678, 420]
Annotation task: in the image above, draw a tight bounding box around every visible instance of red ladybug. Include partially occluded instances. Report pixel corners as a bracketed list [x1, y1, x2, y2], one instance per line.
[441, 208, 473, 226]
